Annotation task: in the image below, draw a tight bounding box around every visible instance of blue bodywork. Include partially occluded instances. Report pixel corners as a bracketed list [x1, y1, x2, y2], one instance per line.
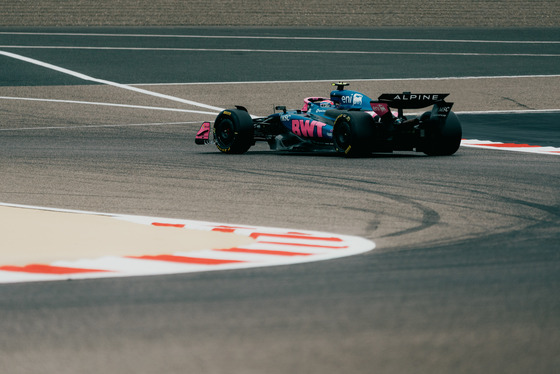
[275, 88, 376, 141]
[330, 89, 375, 111]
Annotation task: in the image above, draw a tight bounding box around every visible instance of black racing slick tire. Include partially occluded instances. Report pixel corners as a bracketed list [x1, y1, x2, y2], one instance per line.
[333, 111, 376, 157]
[421, 111, 462, 156]
[214, 109, 254, 154]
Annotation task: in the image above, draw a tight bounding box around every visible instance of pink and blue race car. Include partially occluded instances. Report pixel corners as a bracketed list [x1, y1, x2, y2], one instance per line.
[195, 82, 462, 157]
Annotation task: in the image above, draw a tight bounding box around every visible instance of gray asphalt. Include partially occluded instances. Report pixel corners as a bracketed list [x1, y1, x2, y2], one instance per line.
[0, 28, 559, 374]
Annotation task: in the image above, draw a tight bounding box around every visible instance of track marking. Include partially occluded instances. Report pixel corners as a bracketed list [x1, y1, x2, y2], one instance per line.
[0, 203, 375, 284]
[0, 121, 200, 131]
[0, 49, 224, 112]
[455, 109, 560, 114]
[0, 96, 219, 115]
[1, 32, 558, 44]
[1, 45, 558, 57]
[131, 75, 560, 86]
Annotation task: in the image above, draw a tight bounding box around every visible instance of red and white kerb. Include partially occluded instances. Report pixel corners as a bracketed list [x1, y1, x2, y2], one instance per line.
[0, 208, 375, 284]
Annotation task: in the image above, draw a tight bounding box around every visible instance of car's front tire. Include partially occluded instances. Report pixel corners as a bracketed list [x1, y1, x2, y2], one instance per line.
[214, 109, 254, 154]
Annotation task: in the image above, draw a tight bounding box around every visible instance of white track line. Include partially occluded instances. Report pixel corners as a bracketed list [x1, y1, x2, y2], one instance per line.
[455, 109, 560, 114]
[132, 74, 560, 86]
[1, 32, 558, 44]
[0, 121, 200, 131]
[0, 96, 219, 115]
[0, 50, 225, 112]
[2, 46, 558, 57]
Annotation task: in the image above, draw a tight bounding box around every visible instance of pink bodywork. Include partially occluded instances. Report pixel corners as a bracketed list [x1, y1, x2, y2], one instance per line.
[195, 121, 211, 144]
[302, 97, 329, 112]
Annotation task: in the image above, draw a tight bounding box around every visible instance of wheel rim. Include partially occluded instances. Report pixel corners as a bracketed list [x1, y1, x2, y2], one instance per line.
[334, 121, 351, 150]
[216, 119, 234, 147]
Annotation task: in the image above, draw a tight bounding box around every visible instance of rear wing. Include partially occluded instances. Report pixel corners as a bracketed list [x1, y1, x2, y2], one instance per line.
[374, 92, 453, 120]
[377, 93, 449, 109]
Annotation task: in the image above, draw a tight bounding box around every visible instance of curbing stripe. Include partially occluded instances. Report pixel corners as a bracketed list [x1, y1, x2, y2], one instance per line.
[461, 139, 560, 155]
[217, 247, 314, 257]
[0, 264, 110, 274]
[127, 255, 245, 265]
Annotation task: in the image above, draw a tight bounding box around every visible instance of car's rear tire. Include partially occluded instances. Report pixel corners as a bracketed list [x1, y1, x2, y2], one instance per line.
[333, 111, 376, 157]
[214, 109, 254, 154]
[421, 111, 462, 156]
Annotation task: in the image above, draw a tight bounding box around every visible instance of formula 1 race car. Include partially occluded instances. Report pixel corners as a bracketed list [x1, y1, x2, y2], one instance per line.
[195, 82, 462, 157]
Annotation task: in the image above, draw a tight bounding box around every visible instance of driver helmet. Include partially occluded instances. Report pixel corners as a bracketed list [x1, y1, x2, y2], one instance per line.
[319, 100, 336, 109]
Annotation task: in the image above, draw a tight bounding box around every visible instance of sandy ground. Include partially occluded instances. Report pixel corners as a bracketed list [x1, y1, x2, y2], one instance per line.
[0, 205, 254, 266]
[2, 0, 559, 27]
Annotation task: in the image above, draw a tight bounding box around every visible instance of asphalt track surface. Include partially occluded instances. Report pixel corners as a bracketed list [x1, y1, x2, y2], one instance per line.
[1, 27, 559, 373]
